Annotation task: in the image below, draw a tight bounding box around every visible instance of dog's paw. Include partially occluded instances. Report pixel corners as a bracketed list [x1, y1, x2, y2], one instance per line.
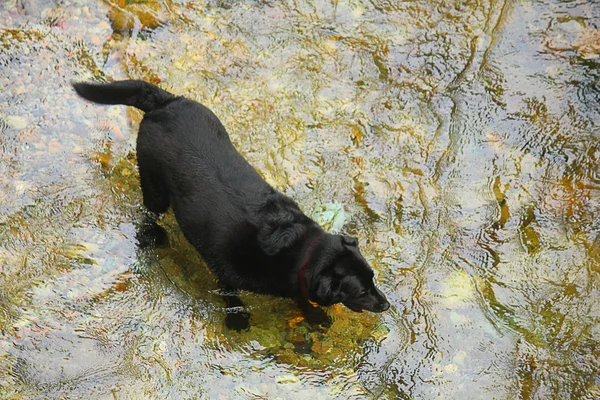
[303, 307, 332, 328]
[136, 220, 169, 249]
[225, 309, 251, 332]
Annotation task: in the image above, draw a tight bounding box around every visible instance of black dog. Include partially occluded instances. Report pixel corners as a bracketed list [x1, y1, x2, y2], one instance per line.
[73, 80, 389, 329]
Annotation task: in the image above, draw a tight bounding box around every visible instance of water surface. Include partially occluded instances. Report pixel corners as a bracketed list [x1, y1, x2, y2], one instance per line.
[1, 0, 599, 398]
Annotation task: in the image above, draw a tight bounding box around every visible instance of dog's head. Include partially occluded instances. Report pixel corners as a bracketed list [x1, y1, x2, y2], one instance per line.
[309, 235, 390, 313]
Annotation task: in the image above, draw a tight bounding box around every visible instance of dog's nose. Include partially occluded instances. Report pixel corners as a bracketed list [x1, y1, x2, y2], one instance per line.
[379, 300, 390, 312]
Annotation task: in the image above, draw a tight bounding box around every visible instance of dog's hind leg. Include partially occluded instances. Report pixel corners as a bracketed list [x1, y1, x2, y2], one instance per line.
[138, 156, 169, 215]
[134, 156, 170, 249]
[135, 213, 169, 249]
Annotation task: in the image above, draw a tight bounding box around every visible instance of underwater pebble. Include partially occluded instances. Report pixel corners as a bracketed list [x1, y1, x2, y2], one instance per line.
[107, 107, 123, 118]
[78, 276, 91, 286]
[6, 115, 29, 129]
[312, 202, 347, 232]
[48, 139, 61, 153]
[276, 374, 300, 384]
[449, 311, 470, 326]
[13, 180, 30, 196]
[444, 364, 458, 373]
[91, 35, 102, 46]
[453, 350, 467, 365]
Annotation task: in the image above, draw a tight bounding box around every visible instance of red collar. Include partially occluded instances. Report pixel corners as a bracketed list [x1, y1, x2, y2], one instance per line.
[298, 236, 322, 298]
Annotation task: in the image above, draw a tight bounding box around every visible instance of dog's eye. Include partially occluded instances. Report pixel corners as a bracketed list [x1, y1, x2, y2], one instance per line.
[359, 290, 366, 296]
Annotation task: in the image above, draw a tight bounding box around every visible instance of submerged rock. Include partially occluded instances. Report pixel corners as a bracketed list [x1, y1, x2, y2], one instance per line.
[16, 0, 59, 18]
[106, 0, 168, 33]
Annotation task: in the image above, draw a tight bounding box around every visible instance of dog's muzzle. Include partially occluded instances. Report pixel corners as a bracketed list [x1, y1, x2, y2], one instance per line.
[344, 287, 390, 313]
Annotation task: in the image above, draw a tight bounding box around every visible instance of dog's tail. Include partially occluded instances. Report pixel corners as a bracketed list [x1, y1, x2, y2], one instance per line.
[72, 80, 176, 113]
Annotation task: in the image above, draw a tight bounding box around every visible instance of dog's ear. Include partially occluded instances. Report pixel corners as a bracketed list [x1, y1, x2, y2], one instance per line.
[311, 270, 348, 306]
[311, 274, 341, 306]
[257, 208, 306, 256]
[341, 236, 358, 247]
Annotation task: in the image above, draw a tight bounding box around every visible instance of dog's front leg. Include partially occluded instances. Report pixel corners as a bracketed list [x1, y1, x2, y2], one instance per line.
[220, 286, 251, 332]
[296, 296, 332, 327]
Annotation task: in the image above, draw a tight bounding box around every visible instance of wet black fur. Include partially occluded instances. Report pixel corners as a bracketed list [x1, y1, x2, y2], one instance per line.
[73, 79, 390, 330]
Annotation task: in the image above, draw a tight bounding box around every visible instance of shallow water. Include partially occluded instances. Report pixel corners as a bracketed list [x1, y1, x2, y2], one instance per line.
[1, 0, 599, 398]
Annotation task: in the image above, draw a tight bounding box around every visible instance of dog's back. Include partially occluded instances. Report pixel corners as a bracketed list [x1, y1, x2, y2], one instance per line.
[73, 80, 273, 256]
